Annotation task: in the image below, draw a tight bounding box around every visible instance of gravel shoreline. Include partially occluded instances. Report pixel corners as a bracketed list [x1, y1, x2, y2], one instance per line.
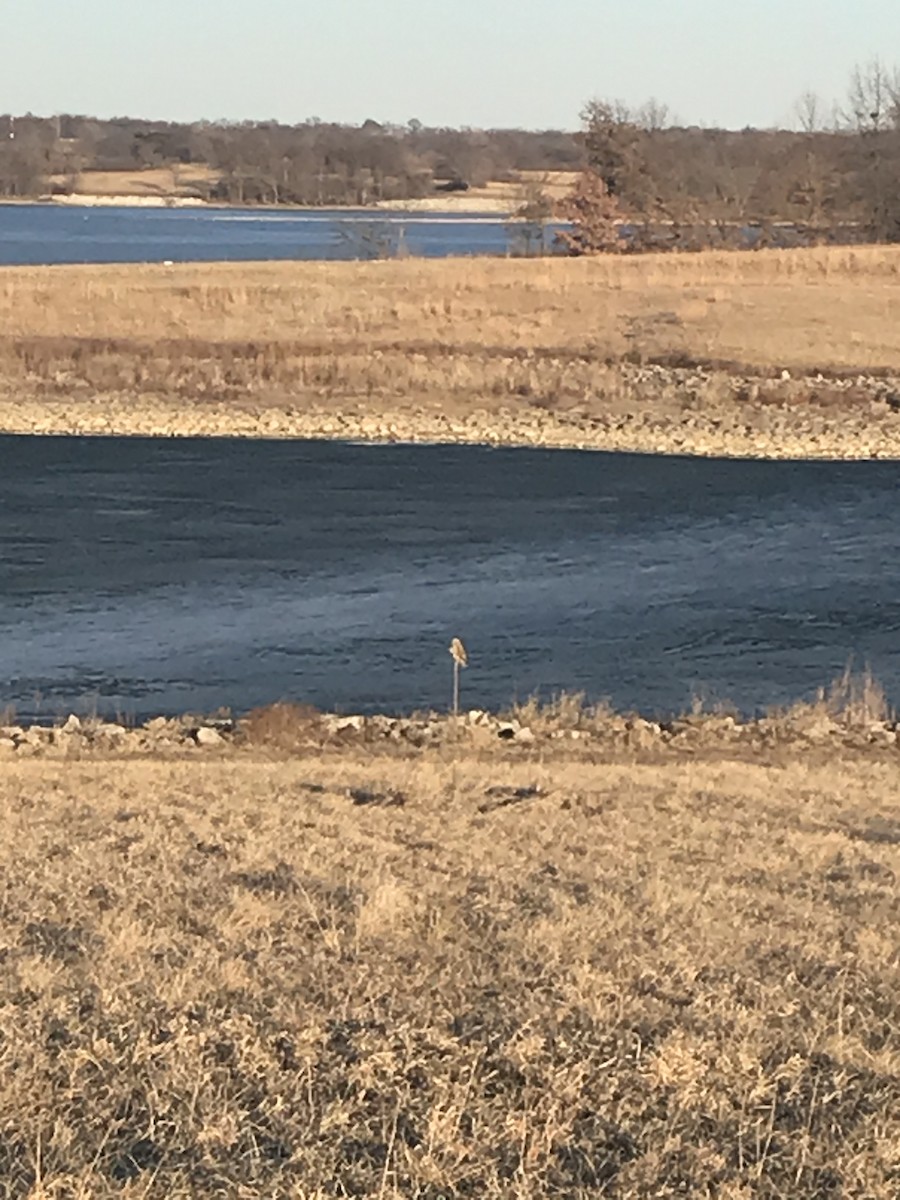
[4, 700, 898, 759]
[3, 361, 900, 459]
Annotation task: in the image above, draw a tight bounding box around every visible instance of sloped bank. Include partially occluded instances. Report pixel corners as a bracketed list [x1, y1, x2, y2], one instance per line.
[3, 703, 899, 759]
[3, 361, 900, 459]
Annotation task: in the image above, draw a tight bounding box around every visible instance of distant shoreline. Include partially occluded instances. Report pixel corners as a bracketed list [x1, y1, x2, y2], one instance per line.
[2, 250, 899, 461]
[0, 193, 518, 215]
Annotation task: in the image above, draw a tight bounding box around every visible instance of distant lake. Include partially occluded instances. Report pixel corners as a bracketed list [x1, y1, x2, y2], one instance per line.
[1, 436, 899, 723]
[0, 203, 558, 266]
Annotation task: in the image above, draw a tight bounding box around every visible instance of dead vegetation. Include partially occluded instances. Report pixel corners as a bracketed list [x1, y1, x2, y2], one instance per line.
[2, 249, 900, 456]
[5, 669, 900, 763]
[1, 248, 900, 416]
[238, 701, 324, 751]
[0, 746, 897, 1198]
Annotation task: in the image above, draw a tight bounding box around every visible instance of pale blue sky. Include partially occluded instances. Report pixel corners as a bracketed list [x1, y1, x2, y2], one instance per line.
[5, 0, 898, 129]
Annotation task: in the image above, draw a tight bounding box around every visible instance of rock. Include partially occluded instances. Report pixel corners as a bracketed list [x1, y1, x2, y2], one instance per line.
[0, 737, 16, 754]
[23, 726, 51, 746]
[326, 715, 365, 735]
[703, 715, 738, 733]
[61, 713, 82, 733]
[399, 725, 428, 747]
[90, 722, 128, 740]
[193, 726, 225, 747]
[789, 712, 841, 742]
[204, 716, 236, 734]
[497, 722, 520, 740]
[625, 717, 661, 750]
[865, 723, 897, 747]
[49, 731, 82, 754]
[514, 727, 536, 744]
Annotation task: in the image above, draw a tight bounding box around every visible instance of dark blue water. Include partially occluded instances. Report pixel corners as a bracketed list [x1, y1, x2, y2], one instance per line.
[0, 203, 543, 266]
[1, 436, 898, 723]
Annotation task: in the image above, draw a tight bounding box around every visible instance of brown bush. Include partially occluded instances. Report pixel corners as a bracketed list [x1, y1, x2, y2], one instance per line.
[238, 702, 323, 750]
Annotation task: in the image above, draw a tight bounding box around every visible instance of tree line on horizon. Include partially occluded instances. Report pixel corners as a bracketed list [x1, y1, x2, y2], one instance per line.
[2, 60, 900, 248]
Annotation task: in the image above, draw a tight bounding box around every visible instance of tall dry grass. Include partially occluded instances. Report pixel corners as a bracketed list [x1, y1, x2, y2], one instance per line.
[1, 248, 900, 416]
[0, 749, 897, 1197]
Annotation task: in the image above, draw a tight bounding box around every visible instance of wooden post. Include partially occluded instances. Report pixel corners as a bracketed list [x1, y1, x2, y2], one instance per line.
[449, 637, 468, 717]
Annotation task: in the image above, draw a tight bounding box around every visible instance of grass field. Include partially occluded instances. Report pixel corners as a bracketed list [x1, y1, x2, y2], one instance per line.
[4, 245, 900, 361]
[48, 165, 221, 200]
[2, 247, 900, 415]
[0, 745, 897, 1197]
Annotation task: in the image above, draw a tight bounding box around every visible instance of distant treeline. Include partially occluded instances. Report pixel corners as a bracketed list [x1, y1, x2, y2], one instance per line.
[0, 113, 581, 204]
[559, 66, 900, 249]
[2, 61, 900, 243]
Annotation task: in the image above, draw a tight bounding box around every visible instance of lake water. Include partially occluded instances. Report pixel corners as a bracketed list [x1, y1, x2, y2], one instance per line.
[1, 436, 898, 724]
[0, 203, 540, 265]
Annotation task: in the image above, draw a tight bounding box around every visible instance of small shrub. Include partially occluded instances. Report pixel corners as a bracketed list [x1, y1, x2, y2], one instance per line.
[238, 702, 322, 750]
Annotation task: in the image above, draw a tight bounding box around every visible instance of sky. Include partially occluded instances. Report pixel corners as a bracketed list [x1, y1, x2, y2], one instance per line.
[4, 0, 900, 130]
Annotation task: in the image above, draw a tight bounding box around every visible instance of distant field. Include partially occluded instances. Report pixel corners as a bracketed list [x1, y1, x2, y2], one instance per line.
[0, 745, 897, 1195]
[47, 167, 578, 211]
[51, 164, 221, 199]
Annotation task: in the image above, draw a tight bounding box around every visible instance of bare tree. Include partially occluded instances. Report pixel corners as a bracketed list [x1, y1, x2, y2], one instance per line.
[508, 176, 555, 256]
[634, 98, 671, 132]
[839, 61, 900, 241]
[843, 60, 900, 132]
[795, 90, 825, 133]
[0, 118, 53, 196]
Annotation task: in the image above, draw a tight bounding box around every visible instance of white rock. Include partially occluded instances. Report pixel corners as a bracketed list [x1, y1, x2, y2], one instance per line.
[791, 713, 840, 742]
[194, 726, 225, 747]
[0, 737, 16, 754]
[866, 724, 897, 747]
[327, 715, 365, 734]
[61, 714, 82, 733]
[92, 723, 127, 739]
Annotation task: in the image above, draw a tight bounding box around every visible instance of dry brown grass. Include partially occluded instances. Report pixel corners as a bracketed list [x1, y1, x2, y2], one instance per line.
[0, 746, 897, 1197]
[458, 171, 580, 208]
[238, 701, 324, 751]
[49, 165, 221, 199]
[1, 247, 900, 409]
[2, 247, 900, 366]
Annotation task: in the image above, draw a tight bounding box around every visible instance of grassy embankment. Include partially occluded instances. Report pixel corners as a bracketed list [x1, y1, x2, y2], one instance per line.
[2, 246, 900, 453]
[0, 737, 898, 1197]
